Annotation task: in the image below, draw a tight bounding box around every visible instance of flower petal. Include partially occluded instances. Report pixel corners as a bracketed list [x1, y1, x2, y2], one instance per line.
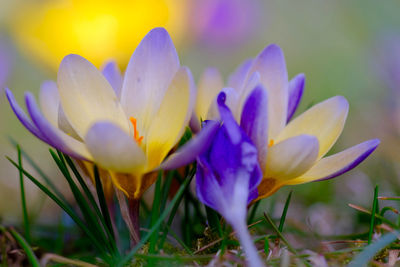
[25, 92, 91, 160]
[84, 122, 146, 173]
[6, 88, 47, 142]
[265, 135, 319, 180]
[120, 27, 180, 135]
[196, 156, 224, 211]
[39, 80, 59, 127]
[195, 68, 224, 121]
[286, 139, 380, 184]
[250, 44, 289, 139]
[227, 58, 253, 90]
[145, 67, 192, 170]
[276, 96, 349, 159]
[57, 54, 129, 138]
[287, 73, 305, 122]
[240, 86, 269, 170]
[101, 61, 123, 99]
[159, 120, 220, 170]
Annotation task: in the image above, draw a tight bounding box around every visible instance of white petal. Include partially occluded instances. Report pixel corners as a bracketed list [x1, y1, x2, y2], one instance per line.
[85, 122, 146, 173]
[286, 139, 380, 184]
[265, 135, 319, 180]
[276, 96, 349, 159]
[195, 68, 223, 121]
[39, 81, 59, 127]
[57, 54, 130, 138]
[145, 67, 192, 170]
[120, 28, 180, 135]
[249, 44, 289, 139]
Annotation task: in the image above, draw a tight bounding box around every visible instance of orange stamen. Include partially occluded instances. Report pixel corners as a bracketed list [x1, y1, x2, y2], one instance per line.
[268, 139, 274, 147]
[130, 117, 144, 145]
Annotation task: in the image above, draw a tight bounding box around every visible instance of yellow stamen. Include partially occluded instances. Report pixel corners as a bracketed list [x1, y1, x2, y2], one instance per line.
[130, 117, 144, 145]
[268, 139, 274, 147]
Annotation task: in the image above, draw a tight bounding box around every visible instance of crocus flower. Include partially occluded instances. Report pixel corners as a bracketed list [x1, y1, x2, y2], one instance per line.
[194, 44, 380, 200]
[196, 92, 264, 267]
[11, 0, 188, 69]
[6, 28, 219, 201]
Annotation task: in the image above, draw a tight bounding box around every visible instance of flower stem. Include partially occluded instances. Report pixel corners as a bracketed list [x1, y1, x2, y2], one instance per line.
[232, 220, 265, 267]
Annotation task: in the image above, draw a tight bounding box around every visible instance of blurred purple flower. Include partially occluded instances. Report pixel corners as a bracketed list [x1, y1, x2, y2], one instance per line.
[196, 92, 264, 267]
[190, 0, 261, 49]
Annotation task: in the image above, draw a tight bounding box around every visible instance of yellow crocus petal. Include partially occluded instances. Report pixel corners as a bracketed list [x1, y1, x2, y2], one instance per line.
[146, 67, 192, 170]
[57, 54, 130, 138]
[265, 135, 319, 180]
[195, 68, 223, 121]
[110, 172, 158, 200]
[39, 81, 59, 127]
[286, 139, 380, 185]
[275, 96, 349, 159]
[85, 122, 146, 174]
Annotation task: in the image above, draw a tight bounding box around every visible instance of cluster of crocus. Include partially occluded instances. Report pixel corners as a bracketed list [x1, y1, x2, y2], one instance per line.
[193, 44, 380, 200]
[6, 27, 379, 263]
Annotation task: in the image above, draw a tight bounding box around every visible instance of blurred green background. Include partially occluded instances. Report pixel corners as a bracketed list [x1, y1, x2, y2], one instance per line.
[0, 0, 399, 236]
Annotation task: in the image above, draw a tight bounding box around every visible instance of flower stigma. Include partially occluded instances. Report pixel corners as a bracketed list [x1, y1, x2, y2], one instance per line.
[129, 117, 144, 145]
[268, 139, 274, 147]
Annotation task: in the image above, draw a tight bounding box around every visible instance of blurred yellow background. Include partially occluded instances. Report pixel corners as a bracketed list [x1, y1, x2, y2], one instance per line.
[0, 0, 400, 225]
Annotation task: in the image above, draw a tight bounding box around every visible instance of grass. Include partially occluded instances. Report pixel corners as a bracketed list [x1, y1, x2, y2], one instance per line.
[3, 143, 400, 266]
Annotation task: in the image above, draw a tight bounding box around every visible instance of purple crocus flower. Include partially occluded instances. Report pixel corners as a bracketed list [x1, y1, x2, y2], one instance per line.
[196, 92, 264, 267]
[194, 44, 380, 201]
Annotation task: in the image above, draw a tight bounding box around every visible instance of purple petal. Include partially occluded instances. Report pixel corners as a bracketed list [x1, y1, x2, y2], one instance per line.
[25, 92, 88, 160]
[196, 156, 222, 211]
[228, 58, 253, 90]
[5, 88, 48, 142]
[217, 92, 241, 144]
[315, 139, 380, 182]
[240, 86, 268, 169]
[158, 120, 220, 170]
[287, 73, 305, 122]
[102, 61, 123, 98]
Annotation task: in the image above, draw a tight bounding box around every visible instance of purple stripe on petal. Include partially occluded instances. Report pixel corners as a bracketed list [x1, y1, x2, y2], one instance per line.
[158, 120, 220, 170]
[315, 139, 380, 182]
[240, 86, 268, 169]
[287, 73, 305, 122]
[5, 88, 48, 142]
[102, 61, 123, 98]
[25, 92, 87, 160]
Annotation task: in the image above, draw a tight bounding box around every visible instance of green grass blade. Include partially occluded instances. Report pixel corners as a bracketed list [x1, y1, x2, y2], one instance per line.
[117, 167, 195, 267]
[348, 231, 399, 267]
[17, 145, 30, 242]
[368, 185, 379, 245]
[264, 236, 270, 256]
[6, 157, 107, 254]
[149, 171, 163, 256]
[247, 200, 261, 224]
[51, 151, 115, 254]
[8, 138, 66, 202]
[159, 171, 173, 213]
[158, 174, 191, 250]
[278, 191, 293, 232]
[263, 212, 312, 267]
[93, 165, 116, 244]
[63, 155, 117, 252]
[0, 226, 40, 267]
